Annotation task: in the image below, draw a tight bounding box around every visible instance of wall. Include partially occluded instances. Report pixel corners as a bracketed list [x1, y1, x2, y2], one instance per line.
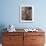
[0, 0, 46, 29]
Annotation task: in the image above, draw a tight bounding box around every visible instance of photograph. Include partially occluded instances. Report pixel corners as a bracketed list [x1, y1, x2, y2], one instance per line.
[20, 5, 34, 22]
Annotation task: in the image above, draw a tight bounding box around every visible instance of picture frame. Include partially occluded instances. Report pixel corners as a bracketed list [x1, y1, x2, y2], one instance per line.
[20, 5, 34, 22]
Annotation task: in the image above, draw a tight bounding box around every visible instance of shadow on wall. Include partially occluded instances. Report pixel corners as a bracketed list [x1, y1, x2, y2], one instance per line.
[0, 24, 7, 43]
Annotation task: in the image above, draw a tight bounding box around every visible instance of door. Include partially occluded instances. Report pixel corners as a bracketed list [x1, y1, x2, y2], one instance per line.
[24, 33, 32, 46]
[32, 35, 45, 46]
[2, 32, 24, 46]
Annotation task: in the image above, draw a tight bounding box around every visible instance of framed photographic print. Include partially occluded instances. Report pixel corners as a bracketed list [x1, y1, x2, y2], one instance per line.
[20, 5, 34, 22]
